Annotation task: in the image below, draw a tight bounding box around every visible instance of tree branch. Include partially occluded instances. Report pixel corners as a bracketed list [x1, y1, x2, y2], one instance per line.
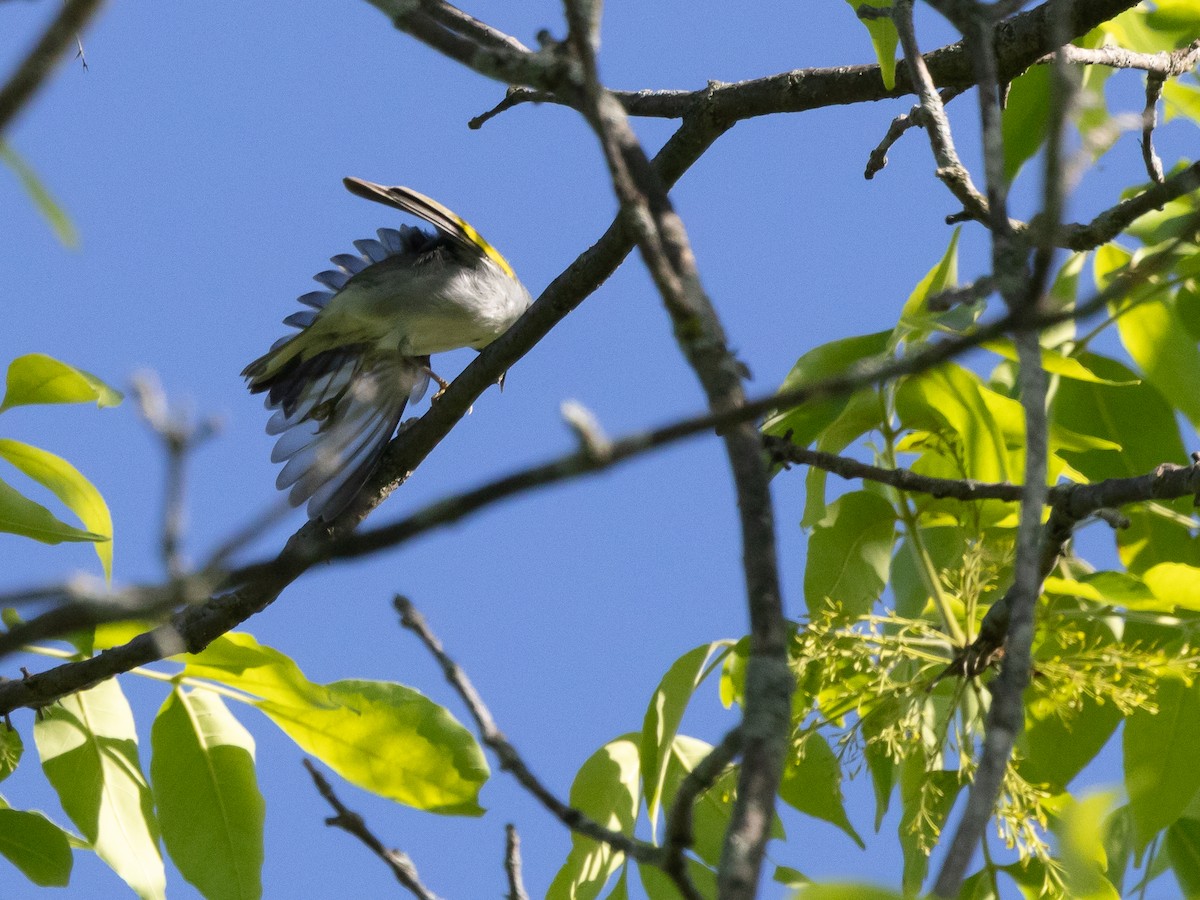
[303, 759, 443, 900]
[0, 0, 106, 138]
[393, 595, 663, 867]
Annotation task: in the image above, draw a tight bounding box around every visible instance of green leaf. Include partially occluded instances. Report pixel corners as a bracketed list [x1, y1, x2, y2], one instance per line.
[0, 725, 22, 781]
[1042, 571, 1162, 611]
[1163, 80, 1200, 127]
[1051, 792, 1122, 900]
[1001, 64, 1052, 182]
[793, 884, 902, 899]
[1020, 690, 1121, 792]
[982, 340, 1136, 385]
[802, 388, 886, 527]
[779, 732, 863, 848]
[774, 865, 809, 888]
[0, 354, 121, 413]
[265, 680, 488, 815]
[1050, 353, 1196, 573]
[894, 228, 962, 345]
[0, 807, 73, 886]
[638, 854, 718, 899]
[641, 641, 732, 833]
[659, 735, 780, 869]
[804, 491, 897, 620]
[548, 735, 640, 900]
[843, 0, 897, 89]
[765, 330, 891, 448]
[1142, 563, 1200, 612]
[1114, 294, 1200, 429]
[1124, 673, 1200, 852]
[151, 688, 264, 900]
[0, 439, 113, 578]
[0, 475, 106, 544]
[1168, 816, 1200, 898]
[0, 144, 78, 248]
[896, 363, 1011, 483]
[186, 633, 489, 815]
[34, 678, 165, 900]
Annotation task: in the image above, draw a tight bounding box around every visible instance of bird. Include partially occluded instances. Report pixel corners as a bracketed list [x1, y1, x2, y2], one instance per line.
[242, 177, 532, 521]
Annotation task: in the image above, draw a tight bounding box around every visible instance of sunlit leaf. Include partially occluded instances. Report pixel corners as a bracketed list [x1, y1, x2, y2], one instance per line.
[982, 340, 1136, 385]
[1051, 353, 1197, 573]
[34, 679, 165, 900]
[896, 363, 1011, 483]
[638, 850, 717, 899]
[0, 808, 73, 887]
[765, 330, 890, 448]
[151, 688, 264, 900]
[1114, 294, 1200, 430]
[842, 0, 897, 89]
[792, 883, 902, 899]
[263, 680, 487, 815]
[548, 735, 640, 900]
[641, 641, 732, 833]
[0, 726, 21, 782]
[0, 354, 121, 413]
[894, 228, 962, 346]
[779, 732, 863, 848]
[804, 491, 896, 621]
[1125, 674, 1200, 852]
[1001, 64, 1052, 182]
[0, 439, 113, 578]
[184, 633, 489, 815]
[1051, 792, 1122, 900]
[1163, 80, 1200, 126]
[0, 475, 106, 545]
[0, 144, 78, 248]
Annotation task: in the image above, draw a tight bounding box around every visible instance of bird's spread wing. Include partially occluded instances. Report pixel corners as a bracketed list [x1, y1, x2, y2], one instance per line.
[254, 347, 429, 520]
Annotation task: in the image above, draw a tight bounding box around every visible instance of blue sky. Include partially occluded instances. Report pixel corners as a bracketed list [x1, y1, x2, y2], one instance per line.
[2, 1, 1193, 898]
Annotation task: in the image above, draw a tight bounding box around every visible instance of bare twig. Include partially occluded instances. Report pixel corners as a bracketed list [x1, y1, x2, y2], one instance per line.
[303, 759, 443, 900]
[131, 372, 222, 579]
[504, 824, 529, 900]
[894, 0, 990, 220]
[393, 596, 662, 866]
[865, 86, 966, 179]
[1141, 72, 1166, 185]
[0, 0, 107, 137]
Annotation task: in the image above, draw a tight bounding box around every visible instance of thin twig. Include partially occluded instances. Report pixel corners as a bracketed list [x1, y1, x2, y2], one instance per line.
[504, 824, 530, 900]
[894, 0, 990, 221]
[1141, 72, 1166, 185]
[393, 596, 662, 866]
[865, 86, 966, 179]
[0, 0, 106, 137]
[303, 759, 443, 900]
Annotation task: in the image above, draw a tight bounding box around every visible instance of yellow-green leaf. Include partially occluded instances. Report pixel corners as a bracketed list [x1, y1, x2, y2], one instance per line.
[0, 808, 73, 887]
[0, 475, 105, 545]
[548, 735, 640, 900]
[1125, 674, 1200, 852]
[185, 634, 487, 815]
[0, 354, 122, 413]
[0, 144, 78, 248]
[34, 679, 165, 900]
[640, 641, 732, 833]
[0, 439, 113, 578]
[151, 688, 264, 900]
